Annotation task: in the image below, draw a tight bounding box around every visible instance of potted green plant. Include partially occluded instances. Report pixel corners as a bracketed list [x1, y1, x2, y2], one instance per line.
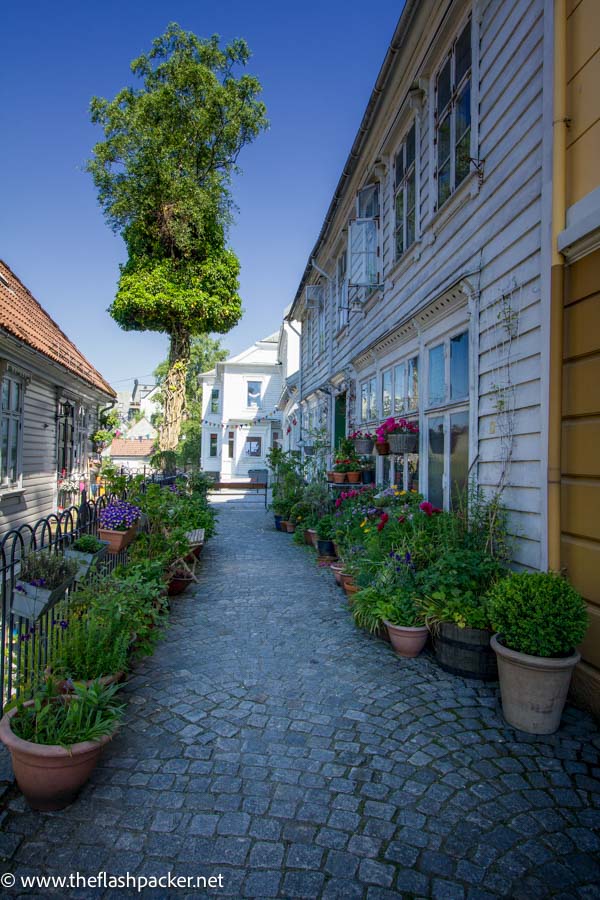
[419, 550, 506, 681]
[0, 678, 123, 810]
[98, 500, 141, 553]
[332, 459, 349, 483]
[316, 515, 337, 558]
[47, 609, 130, 686]
[376, 592, 428, 657]
[64, 535, 109, 580]
[487, 572, 588, 734]
[13, 552, 78, 621]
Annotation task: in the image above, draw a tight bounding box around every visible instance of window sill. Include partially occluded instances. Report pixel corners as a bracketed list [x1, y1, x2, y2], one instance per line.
[0, 487, 25, 502]
[426, 172, 478, 238]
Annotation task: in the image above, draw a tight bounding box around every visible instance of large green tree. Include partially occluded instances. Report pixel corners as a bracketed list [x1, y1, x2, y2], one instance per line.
[87, 23, 267, 455]
[153, 334, 228, 467]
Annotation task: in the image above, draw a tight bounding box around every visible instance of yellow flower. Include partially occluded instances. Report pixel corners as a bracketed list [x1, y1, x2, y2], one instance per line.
[410, 489, 417, 493]
[399, 490, 406, 496]
[360, 518, 367, 528]
[364, 528, 371, 533]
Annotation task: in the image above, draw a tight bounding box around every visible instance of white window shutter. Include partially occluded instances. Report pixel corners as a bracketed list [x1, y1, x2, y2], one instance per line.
[349, 219, 379, 286]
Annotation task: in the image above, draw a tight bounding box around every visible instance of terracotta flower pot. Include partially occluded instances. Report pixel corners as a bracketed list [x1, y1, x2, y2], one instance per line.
[330, 564, 344, 585]
[303, 529, 313, 545]
[306, 529, 318, 548]
[286, 521, 296, 533]
[346, 471, 361, 484]
[279, 520, 289, 531]
[326, 471, 336, 482]
[375, 441, 390, 456]
[332, 472, 346, 483]
[344, 582, 360, 599]
[98, 522, 138, 554]
[384, 621, 428, 658]
[0, 700, 117, 811]
[491, 635, 580, 734]
[340, 572, 354, 591]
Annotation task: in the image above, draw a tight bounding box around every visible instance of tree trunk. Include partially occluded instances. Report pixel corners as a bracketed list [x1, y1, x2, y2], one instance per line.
[158, 329, 191, 463]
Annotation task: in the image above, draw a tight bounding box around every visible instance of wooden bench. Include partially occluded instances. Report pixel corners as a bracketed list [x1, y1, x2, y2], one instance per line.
[210, 481, 268, 508]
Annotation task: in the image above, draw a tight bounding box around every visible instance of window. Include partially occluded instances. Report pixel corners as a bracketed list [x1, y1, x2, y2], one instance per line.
[360, 376, 377, 422]
[349, 184, 380, 289]
[210, 387, 219, 414]
[57, 399, 75, 475]
[245, 436, 262, 457]
[381, 356, 419, 418]
[425, 327, 470, 510]
[394, 122, 417, 259]
[318, 298, 326, 353]
[272, 430, 282, 450]
[228, 431, 234, 459]
[209, 433, 218, 457]
[336, 250, 348, 331]
[1, 375, 23, 487]
[427, 330, 469, 409]
[305, 313, 314, 363]
[435, 20, 472, 208]
[247, 381, 262, 408]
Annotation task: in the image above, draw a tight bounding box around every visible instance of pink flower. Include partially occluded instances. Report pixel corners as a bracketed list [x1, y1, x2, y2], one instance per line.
[419, 501, 442, 516]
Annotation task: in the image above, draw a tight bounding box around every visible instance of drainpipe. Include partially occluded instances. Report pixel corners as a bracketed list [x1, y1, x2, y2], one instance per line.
[548, 0, 567, 572]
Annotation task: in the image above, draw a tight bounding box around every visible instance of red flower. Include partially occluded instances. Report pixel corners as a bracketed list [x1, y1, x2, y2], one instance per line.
[335, 498, 342, 508]
[419, 501, 442, 516]
[376, 512, 389, 532]
[397, 515, 406, 524]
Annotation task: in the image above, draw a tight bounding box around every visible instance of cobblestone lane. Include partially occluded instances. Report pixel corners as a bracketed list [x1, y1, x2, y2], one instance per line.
[1, 502, 600, 899]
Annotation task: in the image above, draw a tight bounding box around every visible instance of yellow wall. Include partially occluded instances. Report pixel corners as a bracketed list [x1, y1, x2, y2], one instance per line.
[565, 0, 600, 205]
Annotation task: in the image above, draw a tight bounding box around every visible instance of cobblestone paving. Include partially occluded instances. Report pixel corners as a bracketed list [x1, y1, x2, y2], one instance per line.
[1, 503, 600, 898]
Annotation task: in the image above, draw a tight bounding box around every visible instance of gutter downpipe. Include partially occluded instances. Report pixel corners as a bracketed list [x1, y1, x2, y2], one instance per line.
[548, 0, 567, 572]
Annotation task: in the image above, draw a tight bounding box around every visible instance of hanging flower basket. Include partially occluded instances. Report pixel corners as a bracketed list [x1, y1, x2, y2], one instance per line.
[12, 578, 75, 621]
[352, 438, 374, 454]
[303, 446, 315, 457]
[388, 432, 418, 454]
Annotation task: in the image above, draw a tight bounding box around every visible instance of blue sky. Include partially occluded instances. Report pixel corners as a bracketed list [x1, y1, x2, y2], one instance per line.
[2, 0, 401, 390]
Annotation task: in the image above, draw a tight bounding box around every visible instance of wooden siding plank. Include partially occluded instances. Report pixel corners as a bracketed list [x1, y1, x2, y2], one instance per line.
[562, 418, 600, 477]
[562, 354, 600, 417]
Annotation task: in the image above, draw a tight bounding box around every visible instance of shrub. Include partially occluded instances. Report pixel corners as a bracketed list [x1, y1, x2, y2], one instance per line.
[486, 572, 588, 657]
[316, 515, 335, 541]
[418, 549, 507, 630]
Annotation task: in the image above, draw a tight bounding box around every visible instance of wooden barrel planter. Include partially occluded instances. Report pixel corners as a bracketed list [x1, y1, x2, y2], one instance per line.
[433, 623, 498, 681]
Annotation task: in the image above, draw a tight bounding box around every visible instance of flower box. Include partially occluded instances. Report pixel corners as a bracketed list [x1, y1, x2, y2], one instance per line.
[64, 542, 109, 580]
[98, 523, 138, 554]
[388, 432, 418, 454]
[12, 577, 75, 621]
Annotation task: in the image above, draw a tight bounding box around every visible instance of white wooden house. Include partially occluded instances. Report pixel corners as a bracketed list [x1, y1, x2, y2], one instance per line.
[198, 332, 285, 480]
[0, 260, 116, 532]
[288, 0, 556, 571]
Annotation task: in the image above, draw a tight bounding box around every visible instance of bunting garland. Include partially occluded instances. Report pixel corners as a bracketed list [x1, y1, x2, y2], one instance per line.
[201, 408, 282, 430]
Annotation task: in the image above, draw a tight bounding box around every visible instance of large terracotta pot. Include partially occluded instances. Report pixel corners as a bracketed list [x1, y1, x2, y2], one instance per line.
[98, 522, 138, 554]
[384, 621, 428, 658]
[330, 564, 344, 585]
[0, 700, 117, 811]
[332, 472, 346, 484]
[168, 573, 194, 596]
[346, 471, 361, 484]
[491, 635, 580, 734]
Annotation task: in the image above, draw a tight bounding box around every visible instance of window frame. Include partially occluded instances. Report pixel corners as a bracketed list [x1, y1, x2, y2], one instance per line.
[1, 374, 24, 489]
[434, 18, 473, 210]
[209, 433, 218, 458]
[210, 387, 220, 415]
[336, 249, 348, 331]
[359, 375, 378, 423]
[381, 354, 419, 418]
[244, 435, 263, 458]
[394, 120, 417, 261]
[246, 380, 263, 410]
[227, 430, 235, 459]
[425, 327, 469, 412]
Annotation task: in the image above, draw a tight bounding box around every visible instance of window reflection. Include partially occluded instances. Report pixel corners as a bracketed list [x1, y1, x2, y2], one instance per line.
[428, 417, 444, 509]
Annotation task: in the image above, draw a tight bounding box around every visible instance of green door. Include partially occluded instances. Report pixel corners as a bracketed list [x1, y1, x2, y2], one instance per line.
[334, 393, 346, 451]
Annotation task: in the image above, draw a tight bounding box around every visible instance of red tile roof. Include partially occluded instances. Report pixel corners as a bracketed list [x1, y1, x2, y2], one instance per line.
[108, 438, 155, 457]
[0, 260, 116, 397]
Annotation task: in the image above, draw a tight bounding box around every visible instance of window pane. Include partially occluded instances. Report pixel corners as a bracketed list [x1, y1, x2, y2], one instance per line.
[247, 381, 261, 408]
[456, 81, 471, 141]
[1, 381, 8, 410]
[369, 378, 378, 420]
[450, 411, 469, 508]
[361, 383, 368, 422]
[210, 388, 219, 414]
[209, 433, 218, 457]
[428, 417, 444, 509]
[382, 370, 393, 417]
[11, 381, 21, 412]
[1, 417, 8, 481]
[438, 161, 451, 207]
[358, 184, 379, 218]
[228, 431, 234, 459]
[245, 437, 262, 457]
[406, 171, 416, 247]
[428, 344, 445, 406]
[437, 57, 451, 114]
[456, 21, 472, 84]
[394, 363, 405, 413]
[450, 331, 469, 399]
[394, 149, 404, 189]
[407, 356, 419, 410]
[350, 218, 378, 286]
[9, 419, 18, 483]
[456, 127, 471, 187]
[395, 192, 404, 257]
[382, 455, 392, 487]
[406, 123, 416, 168]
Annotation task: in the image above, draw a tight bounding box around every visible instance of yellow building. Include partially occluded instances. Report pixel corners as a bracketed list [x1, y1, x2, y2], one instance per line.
[551, 0, 600, 716]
